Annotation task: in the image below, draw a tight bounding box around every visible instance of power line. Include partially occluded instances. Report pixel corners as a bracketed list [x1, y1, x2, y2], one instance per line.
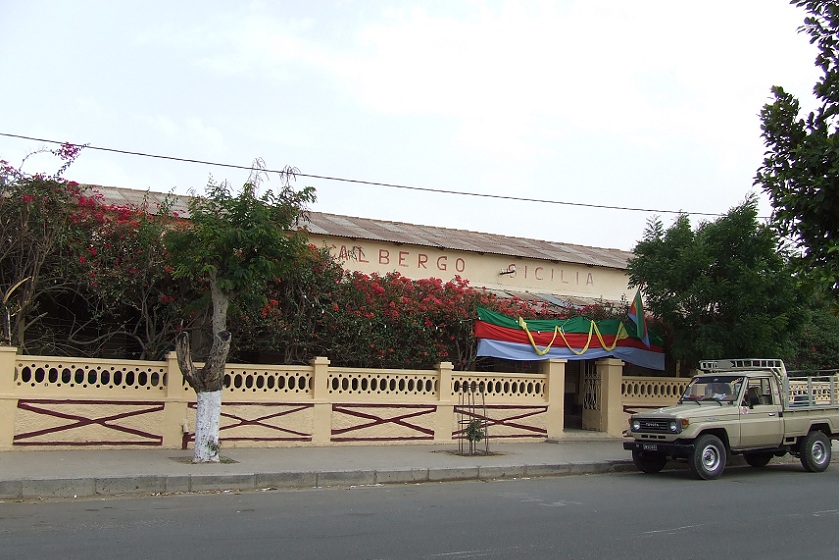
[1, 131, 741, 217]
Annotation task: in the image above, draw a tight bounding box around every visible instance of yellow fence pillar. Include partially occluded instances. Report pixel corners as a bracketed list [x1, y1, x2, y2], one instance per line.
[311, 356, 331, 445]
[596, 357, 625, 437]
[0, 346, 18, 450]
[434, 361, 455, 443]
[162, 351, 191, 449]
[541, 358, 567, 439]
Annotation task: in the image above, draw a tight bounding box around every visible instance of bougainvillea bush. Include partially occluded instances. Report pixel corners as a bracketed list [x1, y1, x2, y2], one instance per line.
[1, 146, 200, 359]
[231, 244, 627, 370]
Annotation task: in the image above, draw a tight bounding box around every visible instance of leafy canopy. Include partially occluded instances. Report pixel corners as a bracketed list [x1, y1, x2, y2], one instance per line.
[627, 198, 799, 371]
[756, 0, 839, 290]
[166, 165, 316, 305]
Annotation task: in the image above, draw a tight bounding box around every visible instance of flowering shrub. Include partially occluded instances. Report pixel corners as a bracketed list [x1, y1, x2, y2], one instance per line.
[231, 246, 627, 370]
[1, 147, 201, 358]
[66, 194, 202, 359]
[0, 144, 91, 351]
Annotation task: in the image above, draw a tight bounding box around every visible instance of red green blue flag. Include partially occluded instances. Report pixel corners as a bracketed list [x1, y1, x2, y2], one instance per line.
[474, 306, 663, 370]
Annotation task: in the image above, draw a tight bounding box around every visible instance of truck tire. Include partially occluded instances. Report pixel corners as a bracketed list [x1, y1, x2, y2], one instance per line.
[800, 431, 831, 473]
[632, 450, 667, 473]
[744, 452, 772, 468]
[689, 434, 726, 480]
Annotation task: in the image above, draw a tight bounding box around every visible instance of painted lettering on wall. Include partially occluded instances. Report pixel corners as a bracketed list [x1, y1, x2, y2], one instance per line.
[337, 245, 369, 263]
[375, 248, 465, 272]
[330, 243, 597, 288]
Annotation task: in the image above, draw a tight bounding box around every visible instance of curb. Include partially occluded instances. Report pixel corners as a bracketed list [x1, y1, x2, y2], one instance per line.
[0, 460, 634, 501]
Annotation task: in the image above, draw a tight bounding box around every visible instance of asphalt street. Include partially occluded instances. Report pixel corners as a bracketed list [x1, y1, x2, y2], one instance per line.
[3, 463, 839, 560]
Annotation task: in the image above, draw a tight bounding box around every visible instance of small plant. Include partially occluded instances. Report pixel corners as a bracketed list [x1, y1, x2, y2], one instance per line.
[466, 419, 484, 443]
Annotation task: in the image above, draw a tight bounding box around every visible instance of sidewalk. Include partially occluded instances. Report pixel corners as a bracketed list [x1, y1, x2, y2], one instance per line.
[0, 433, 631, 500]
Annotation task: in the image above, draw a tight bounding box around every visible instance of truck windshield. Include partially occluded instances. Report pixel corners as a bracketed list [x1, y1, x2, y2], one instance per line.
[680, 376, 743, 404]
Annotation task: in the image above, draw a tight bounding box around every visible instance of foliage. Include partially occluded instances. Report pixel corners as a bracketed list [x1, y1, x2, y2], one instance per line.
[786, 287, 839, 371]
[0, 144, 87, 351]
[66, 193, 201, 360]
[233, 251, 626, 371]
[0, 146, 206, 359]
[627, 198, 800, 372]
[166, 168, 315, 316]
[164, 164, 316, 392]
[466, 419, 484, 442]
[756, 0, 839, 290]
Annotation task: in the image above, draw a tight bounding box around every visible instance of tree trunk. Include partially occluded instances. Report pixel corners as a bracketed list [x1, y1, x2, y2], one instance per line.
[175, 273, 231, 463]
[194, 390, 222, 462]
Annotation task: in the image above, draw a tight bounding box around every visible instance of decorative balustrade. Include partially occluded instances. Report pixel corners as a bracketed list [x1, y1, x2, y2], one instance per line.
[452, 372, 546, 402]
[1, 348, 676, 449]
[14, 356, 167, 394]
[327, 367, 439, 400]
[0, 349, 572, 449]
[223, 365, 314, 399]
[621, 376, 689, 405]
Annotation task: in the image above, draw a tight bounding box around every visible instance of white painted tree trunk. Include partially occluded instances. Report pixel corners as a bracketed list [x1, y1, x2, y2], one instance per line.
[194, 390, 222, 463]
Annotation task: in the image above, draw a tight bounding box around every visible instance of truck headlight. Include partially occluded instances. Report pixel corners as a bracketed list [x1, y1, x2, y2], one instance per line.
[669, 420, 679, 433]
[631, 419, 641, 432]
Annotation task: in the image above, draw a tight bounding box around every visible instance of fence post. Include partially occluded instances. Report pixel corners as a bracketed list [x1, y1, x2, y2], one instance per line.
[434, 361, 455, 443]
[595, 357, 625, 437]
[541, 358, 567, 439]
[0, 346, 18, 450]
[163, 351, 190, 449]
[311, 356, 331, 445]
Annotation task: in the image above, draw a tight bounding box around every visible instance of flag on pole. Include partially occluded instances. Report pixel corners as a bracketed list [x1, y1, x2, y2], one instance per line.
[628, 289, 650, 348]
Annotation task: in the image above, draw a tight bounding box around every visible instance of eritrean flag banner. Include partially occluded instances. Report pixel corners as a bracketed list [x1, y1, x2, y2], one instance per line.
[474, 307, 664, 370]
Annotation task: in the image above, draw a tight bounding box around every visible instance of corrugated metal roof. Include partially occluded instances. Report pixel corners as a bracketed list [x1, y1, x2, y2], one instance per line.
[90, 185, 632, 271]
[303, 212, 632, 270]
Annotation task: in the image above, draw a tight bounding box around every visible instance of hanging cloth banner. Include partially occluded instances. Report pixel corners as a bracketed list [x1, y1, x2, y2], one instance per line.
[474, 307, 664, 370]
[515, 315, 628, 356]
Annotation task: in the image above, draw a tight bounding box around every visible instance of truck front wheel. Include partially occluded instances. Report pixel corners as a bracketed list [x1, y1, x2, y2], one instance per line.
[800, 431, 831, 473]
[689, 435, 726, 480]
[632, 450, 667, 473]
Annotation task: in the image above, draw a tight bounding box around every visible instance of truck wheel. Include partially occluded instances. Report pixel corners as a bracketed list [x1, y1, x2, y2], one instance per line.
[632, 450, 667, 473]
[688, 434, 726, 480]
[744, 452, 772, 468]
[800, 431, 831, 473]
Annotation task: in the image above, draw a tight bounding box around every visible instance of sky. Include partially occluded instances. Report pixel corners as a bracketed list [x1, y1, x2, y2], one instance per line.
[0, 0, 822, 251]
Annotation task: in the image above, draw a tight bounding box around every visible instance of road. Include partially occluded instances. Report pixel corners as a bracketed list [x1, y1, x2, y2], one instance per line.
[3, 462, 839, 560]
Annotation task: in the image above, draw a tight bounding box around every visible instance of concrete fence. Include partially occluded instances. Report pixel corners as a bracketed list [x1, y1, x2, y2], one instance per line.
[0, 346, 683, 450]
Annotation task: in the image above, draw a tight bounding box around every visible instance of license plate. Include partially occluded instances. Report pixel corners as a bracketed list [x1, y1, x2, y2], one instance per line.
[643, 443, 658, 451]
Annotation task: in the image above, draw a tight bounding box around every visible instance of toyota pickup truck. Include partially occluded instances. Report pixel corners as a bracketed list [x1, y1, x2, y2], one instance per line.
[623, 358, 839, 479]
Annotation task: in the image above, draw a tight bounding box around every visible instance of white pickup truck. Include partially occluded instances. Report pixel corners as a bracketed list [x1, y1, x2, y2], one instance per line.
[623, 358, 839, 479]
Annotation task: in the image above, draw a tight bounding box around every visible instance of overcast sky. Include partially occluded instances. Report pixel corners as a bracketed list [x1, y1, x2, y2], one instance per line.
[0, 1, 821, 251]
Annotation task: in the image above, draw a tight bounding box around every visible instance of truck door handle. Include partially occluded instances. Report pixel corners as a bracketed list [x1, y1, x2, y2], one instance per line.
[768, 413, 776, 416]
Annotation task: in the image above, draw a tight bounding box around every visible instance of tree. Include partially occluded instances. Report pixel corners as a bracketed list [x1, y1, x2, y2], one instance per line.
[627, 198, 799, 373]
[0, 144, 86, 351]
[165, 163, 315, 462]
[787, 286, 839, 371]
[756, 0, 839, 290]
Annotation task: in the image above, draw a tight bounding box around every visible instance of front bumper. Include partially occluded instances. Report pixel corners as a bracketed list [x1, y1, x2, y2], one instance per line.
[623, 439, 695, 457]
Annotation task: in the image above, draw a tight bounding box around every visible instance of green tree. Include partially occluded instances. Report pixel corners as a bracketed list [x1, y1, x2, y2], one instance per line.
[627, 198, 799, 373]
[165, 163, 315, 462]
[756, 0, 839, 290]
